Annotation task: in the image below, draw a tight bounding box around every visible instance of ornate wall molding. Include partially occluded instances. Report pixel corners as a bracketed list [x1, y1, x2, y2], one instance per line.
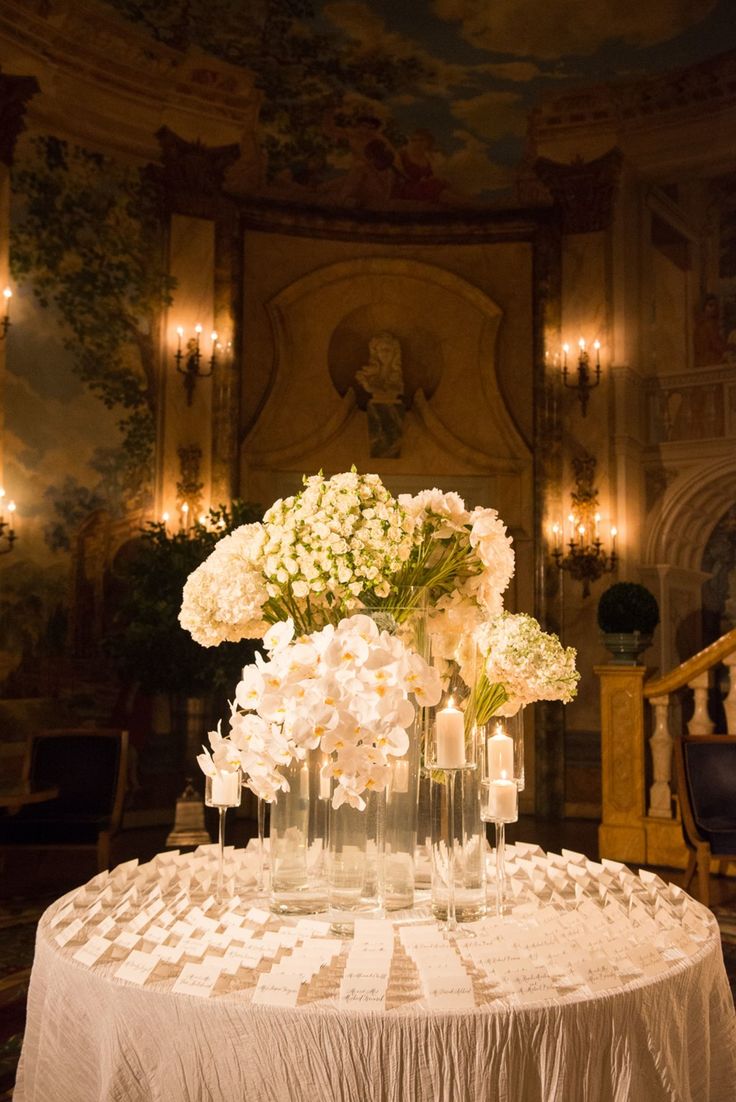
[533, 149, 623, 234]
[531, 49, 736, 140]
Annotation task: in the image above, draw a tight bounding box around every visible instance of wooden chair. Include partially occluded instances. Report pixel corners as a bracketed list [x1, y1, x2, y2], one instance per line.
[673, 734, 736, 907]
[0, 727, 128, 871]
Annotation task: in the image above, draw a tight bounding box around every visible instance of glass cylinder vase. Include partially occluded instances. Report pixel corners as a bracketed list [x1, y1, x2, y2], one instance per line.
[269, 750, 327, 915]
[357, 592, 429, 911]
[428, 727, 486, 924]
[326, 787, 386, 934]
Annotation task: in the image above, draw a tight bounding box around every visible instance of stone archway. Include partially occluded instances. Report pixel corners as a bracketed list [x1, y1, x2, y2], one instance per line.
[641, 456, 736, 671]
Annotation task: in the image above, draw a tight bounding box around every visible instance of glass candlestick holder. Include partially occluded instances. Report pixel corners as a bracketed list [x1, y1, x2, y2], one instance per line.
[480, 775, 518, 917]
[205, 768, 242, 902]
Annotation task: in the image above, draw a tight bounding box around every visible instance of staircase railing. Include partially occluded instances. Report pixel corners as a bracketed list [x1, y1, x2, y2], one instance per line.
[596, 627, 736, 868]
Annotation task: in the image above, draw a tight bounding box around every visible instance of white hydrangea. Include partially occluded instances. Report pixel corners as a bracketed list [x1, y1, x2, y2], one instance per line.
[179, 523, 270, 646]
[477, 611, 580, 709]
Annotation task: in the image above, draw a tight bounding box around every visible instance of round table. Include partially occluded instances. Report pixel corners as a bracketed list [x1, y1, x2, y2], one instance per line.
[15, 846, 736, 1102]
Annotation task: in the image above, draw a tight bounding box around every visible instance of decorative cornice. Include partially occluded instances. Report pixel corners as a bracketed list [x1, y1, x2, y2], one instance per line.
[155, 126, 240, 209]
[238, 195, 552, 244]
[533, 149, 623, 234]
[531, 48, 736, 140]
[0, 69, 39, 166]
[0, 0, 258, 159]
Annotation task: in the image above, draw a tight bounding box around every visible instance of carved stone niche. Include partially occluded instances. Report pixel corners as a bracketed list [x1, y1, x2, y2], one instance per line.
[243, 256, 532, 537]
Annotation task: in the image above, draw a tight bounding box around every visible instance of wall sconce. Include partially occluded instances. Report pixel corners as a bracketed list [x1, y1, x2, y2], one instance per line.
[562, 338, 601, 416]
[550, 452, 617, 597]
[1, 287, 12, 340]
[174, 324, 218, 405]
[0, 489, 17, 555]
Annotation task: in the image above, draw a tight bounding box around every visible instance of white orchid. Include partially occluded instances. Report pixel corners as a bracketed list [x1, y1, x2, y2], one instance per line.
[214, 614, 441, 807]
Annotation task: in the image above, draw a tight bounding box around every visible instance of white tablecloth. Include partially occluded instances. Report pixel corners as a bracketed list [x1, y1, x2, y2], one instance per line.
[15, 846, 736, 1102]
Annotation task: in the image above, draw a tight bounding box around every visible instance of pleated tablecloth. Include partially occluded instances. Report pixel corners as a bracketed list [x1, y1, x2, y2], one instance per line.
[14, 848, 736, 1102]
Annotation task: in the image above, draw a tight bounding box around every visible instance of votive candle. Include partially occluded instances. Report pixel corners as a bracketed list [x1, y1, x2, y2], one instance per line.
[487, 723, 514, 780]
[210, 770, 241, 807]
[488, 773, 517, 822]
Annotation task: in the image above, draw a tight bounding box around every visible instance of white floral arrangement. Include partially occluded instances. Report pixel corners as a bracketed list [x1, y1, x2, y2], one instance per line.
[198, 615, 441, 809]
[179, 472, 515, 644]
[475, 611, 580, 717]
[185, 471, 578, 805]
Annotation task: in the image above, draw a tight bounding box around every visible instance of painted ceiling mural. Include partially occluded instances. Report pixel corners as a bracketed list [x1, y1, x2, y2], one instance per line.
[99, 0, 736, 205]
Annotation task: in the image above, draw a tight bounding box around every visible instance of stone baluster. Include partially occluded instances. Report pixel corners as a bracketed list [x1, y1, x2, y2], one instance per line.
[723, 652, 736, 735]
[648, 695, 674, 818]
[687, 671, 714, 735]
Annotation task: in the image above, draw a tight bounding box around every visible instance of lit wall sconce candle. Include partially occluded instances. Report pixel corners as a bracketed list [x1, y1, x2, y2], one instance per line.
[487, 722, 514, 780]
[181, 502, 190, 531]
[436, 698, 465, 767]
[1, 287, 12, 339]
[610, 526, 618, 552]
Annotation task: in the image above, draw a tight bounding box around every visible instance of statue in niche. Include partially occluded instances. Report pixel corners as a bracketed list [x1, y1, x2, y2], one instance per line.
[355, 332, 405, 458]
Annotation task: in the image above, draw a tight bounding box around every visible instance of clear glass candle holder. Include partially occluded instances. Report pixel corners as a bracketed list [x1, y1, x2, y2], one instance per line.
[205, 768, 242, 902]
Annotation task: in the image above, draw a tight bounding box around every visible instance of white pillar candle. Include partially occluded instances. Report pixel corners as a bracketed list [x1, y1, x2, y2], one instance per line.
[299, 763, 310, 797]
[211, 770, 241, 807]
[436, 701, 465, 768]
[392, 758, 409, 793]
[487, 724, 514, 780]
[488, 775, 518, 822]
[319, 767, 331, 801]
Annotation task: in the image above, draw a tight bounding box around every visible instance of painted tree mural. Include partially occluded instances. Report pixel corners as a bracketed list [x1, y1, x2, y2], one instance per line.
[11, 135, 172, 533]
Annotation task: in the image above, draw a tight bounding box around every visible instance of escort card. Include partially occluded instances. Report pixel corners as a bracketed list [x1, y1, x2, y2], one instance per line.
[114, 950, 158, 986]
[578, 956, 625, 992]
[172, 960, 223, 998]
[252, 972, 302, 1007]
[49, 903, 75, 929]
[339, 975, 387, 1010]
[422, 973, 475, 1010]
[72, 935, 113, 967]
[127, 911, 150, 934]
[181, 937, 209, 959]
[142, 924, 170, 946]
[246, 907, 271, 926]
[295, 918, 332, 937]
[154, 943, 185, 965]
[114, 930, 140, 950]
[55, 919, 84, 947]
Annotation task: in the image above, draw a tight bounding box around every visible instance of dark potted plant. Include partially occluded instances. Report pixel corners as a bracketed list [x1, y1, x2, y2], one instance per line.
[597, 581, 660, 664]
[104, 500, 262, 771]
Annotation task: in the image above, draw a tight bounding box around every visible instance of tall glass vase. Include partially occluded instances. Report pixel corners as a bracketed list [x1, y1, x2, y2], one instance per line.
[359, 592, 429, 911]
[326, 787, 386, 934]
[269, 750, 327, 915]
[428, 726, 486, 924]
